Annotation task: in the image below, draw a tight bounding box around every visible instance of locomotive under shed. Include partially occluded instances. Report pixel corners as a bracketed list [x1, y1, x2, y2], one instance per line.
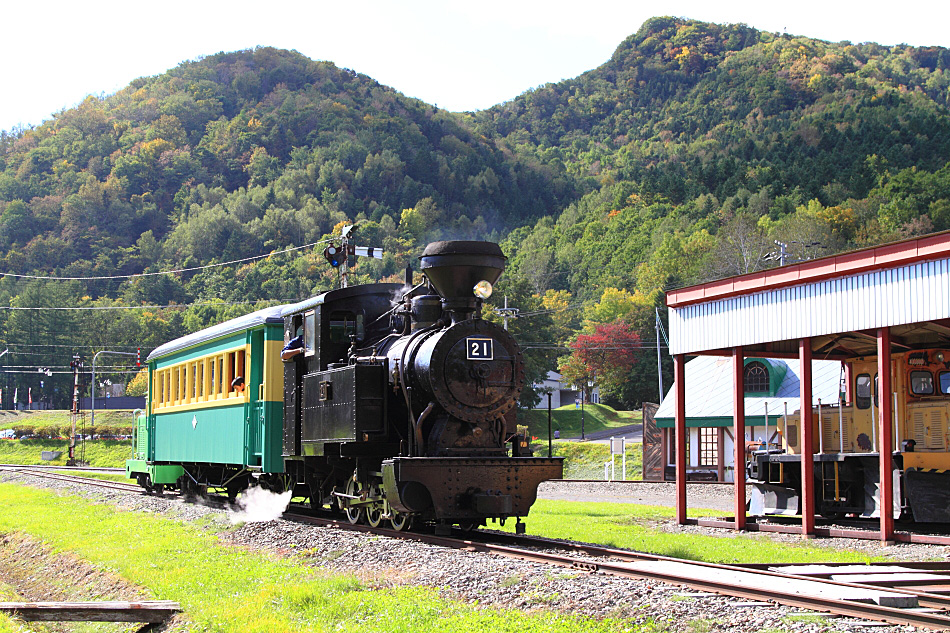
[665, 229, 950, 543]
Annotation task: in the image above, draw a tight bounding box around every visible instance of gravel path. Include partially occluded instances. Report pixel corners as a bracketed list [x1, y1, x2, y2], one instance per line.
[0, 471, 937, 633]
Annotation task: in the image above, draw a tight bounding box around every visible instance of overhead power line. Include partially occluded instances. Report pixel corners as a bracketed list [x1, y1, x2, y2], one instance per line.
[0, 238, 331, 281]
[0, 300, 292, 311]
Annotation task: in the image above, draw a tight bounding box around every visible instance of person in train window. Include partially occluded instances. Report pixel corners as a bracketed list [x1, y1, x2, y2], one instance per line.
[231, 376, 245, 394]
[281, 326, 304, 361]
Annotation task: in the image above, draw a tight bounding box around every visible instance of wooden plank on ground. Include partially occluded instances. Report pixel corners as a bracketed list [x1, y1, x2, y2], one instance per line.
[770, 565, 921, 576]
[829, 573, 950, 587]
[0, 600, 180, 622]
[620, 561, 918, 608]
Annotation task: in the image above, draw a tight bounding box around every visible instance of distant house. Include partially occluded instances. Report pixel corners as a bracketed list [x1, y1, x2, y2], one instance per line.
[648, 356, 841, 482]
[532, 371, 600, 409]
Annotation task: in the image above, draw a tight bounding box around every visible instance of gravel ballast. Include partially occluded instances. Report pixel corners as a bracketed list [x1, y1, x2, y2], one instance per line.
[0, 471, 938, 632]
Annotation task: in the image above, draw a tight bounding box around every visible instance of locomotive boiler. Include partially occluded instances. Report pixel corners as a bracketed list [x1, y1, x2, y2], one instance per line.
[128, 240, 562, 533]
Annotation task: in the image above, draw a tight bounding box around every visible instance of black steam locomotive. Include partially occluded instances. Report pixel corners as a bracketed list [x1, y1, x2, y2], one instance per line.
[128, 240, 563, 532]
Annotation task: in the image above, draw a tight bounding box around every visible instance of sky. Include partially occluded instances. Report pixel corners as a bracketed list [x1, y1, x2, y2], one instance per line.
[2, 0, 949, 133]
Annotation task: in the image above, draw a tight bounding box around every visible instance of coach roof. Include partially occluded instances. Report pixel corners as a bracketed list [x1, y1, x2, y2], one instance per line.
[147, 305, 287, 361]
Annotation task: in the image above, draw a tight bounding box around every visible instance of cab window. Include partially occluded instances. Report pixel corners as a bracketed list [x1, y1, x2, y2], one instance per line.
[329, 311, 363, 343]
[911, 370, 935, 396]
[855, 374, 871, 409]
[939, 371, 950, 395]
[304, 310, 316, 356]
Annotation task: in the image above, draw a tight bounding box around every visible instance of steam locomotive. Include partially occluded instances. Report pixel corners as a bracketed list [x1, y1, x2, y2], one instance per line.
[126, 241, 563, 532]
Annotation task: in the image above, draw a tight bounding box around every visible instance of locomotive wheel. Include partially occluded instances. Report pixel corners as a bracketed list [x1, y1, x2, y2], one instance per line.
[344, 479, 363, 525]
[390, 510, 412, 531]
[365, 487, 384, 528]
[457, 521, 477, 533]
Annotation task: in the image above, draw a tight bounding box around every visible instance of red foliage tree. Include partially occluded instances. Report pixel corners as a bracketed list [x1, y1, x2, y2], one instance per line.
[558, 320, 641, 399]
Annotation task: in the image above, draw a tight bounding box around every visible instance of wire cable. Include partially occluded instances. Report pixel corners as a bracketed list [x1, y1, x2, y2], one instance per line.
[0, 239, 331, 281]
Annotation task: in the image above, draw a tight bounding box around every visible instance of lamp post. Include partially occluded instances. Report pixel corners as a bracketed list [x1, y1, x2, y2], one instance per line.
[582, 378, 594, 440]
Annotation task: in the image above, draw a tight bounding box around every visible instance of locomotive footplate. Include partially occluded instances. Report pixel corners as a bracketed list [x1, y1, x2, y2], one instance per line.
[381, 456, 563, 520]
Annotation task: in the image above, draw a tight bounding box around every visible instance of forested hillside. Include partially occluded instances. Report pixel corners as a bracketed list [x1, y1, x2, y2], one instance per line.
[1, 17, 949, 408]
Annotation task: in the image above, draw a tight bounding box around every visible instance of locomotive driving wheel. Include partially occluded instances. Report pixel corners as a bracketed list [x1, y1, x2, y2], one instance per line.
[364, 483, 384, 528]
[344, 478, 363, 525]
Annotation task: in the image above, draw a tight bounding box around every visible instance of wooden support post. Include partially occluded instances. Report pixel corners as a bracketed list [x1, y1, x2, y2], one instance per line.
[800, 338, 815, 536]
[674, 353, 687, 525]
[0, 601, 180, 623]
[878, 327, 895, 542]
[733, 347, 746, 531]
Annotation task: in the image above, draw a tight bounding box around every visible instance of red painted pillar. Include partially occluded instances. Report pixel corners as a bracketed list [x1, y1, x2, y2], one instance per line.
[733, 347, 746, 531]
[878, 328, 895, 541]
[674, 354, 687, 525]
[800, 338, 815, 536]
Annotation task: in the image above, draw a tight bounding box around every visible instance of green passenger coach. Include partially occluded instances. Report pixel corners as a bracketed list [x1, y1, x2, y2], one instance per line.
[126, 305, 288, 497]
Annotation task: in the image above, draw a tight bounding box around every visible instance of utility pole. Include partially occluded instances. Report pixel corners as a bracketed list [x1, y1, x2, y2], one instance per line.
[655, 308, 670, 405]
[656, 308, 664, 405]
[496, 296, 520, 330]
[68, 356, 83, 465]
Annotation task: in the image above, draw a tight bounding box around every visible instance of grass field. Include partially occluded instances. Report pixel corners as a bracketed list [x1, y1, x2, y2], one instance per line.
[497, 499, 885, 565]
[0, 438, 132, 467]
[0, 483, 645, 633]
[519, 404, 640, 440]
[533, 441, 642, 480]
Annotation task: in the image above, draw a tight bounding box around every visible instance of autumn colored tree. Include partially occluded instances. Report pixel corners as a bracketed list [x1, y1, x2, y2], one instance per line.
[558, 320, 641, 401]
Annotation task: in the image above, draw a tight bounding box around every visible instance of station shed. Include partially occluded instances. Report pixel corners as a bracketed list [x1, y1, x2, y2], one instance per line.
[665, 230, 950, 541]
[652, 355, 841, 482]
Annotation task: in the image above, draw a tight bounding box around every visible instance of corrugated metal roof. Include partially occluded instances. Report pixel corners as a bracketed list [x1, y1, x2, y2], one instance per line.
[654, 356, 842, 422]
[147, 305, 287, 361]
[669, 255, 950, 355]
[667, 230, 950, 308]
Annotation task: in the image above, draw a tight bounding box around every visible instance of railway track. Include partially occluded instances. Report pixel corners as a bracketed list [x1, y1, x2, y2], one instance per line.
[6, 467, 950, 630]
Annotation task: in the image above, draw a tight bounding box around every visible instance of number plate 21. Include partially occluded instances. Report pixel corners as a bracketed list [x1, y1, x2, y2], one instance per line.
[466, 337, 494, 360]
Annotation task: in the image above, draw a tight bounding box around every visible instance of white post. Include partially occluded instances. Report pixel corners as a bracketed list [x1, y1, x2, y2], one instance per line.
[818, 398, 824, 454]
[622, 436, 627, 481]
[783, 401, 788, 447]
[894, 392, 900, 452]
[764, 402, 769, 450]
[871, 392, 877, 452]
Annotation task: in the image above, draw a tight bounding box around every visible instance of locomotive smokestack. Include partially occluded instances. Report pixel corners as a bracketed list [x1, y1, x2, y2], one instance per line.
[420, 241, 506, 319]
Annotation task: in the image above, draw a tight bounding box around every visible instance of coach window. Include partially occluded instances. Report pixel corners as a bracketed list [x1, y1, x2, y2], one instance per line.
[855, 374, 871, 409]
[940, 372, 950, 395]
[911, 371, 935, 396]
[304, 310, 316, 356]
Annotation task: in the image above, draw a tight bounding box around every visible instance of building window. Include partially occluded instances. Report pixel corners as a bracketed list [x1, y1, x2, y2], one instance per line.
[744, 362, 769, 393]
[700, 427, 718, 467]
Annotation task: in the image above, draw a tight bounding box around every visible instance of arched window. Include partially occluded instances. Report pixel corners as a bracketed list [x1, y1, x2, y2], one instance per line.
[744, 361, 769, 393]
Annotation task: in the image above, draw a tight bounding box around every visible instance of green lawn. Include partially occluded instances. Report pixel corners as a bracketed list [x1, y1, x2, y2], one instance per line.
[0, 409, 137, 438]
[519, 404, 640, 440]
[497, 499, 885, 565]
[0, 438, 132, 467]
[533, 441, 642, 480]
[0, 483, 642, 633]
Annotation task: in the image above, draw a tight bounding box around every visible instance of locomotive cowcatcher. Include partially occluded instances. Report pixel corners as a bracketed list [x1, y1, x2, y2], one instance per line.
[127, 240, 563, 532]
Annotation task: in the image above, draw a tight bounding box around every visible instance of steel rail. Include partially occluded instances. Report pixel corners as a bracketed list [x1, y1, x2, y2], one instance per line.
[0, 466, 142, 493]
[0, 463, 124, 473]
[278, 510, 950, 630]
[6, 469, 950, 629]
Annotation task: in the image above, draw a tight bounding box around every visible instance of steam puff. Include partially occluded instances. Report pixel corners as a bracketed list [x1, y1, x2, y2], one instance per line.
[228, 486, 293, 524]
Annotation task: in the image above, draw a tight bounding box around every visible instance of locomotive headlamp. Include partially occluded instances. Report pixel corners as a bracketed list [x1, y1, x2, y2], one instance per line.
[473, 280, 493, 299]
